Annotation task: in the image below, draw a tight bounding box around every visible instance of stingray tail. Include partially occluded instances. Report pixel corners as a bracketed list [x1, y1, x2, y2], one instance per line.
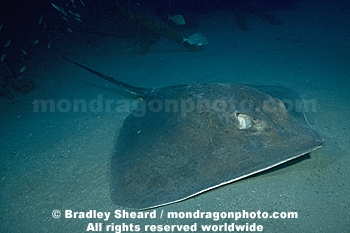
[62, 57, 153, 99]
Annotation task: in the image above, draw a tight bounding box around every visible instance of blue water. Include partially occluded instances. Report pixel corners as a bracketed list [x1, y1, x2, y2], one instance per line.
[1, 0, 349, 232]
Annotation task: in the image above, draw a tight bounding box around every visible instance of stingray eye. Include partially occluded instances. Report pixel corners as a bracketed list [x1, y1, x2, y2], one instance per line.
[237, 113, 252, 129]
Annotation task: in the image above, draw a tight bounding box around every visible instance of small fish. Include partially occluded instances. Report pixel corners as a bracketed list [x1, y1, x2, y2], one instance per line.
[67, 28, 72, 33]
[43, 21, 47, 28]
[1, 53, 5, 62]
[0, 24, 3, 32]
[61, 15, 68, 22]
[21, 49, 27, 55]
[48, 41, 51, 49]
[68, 10, 74, 15]
[61, 8, 67, 16]
[70, 0, 74, 3]
[80, 0, 85, 6]
[181, 33, 208, 47]
[34, 39, 39, 44]
[20, 66, 27, 73]
[4, 40, 11, 48]
[39, 13, 43, 24]
[75, 17, 82, 22]
[168, 15, 185, 25]
[51, 3, 67, 16]
[51, 3, 62, 12]
[74, 13, 81, 18]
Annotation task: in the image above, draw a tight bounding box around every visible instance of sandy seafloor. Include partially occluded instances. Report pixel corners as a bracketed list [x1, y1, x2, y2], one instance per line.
[1, 2, 349, 232]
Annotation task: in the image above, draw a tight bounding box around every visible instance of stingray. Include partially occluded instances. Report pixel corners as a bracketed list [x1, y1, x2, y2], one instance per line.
[63, 57, 324, 210]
